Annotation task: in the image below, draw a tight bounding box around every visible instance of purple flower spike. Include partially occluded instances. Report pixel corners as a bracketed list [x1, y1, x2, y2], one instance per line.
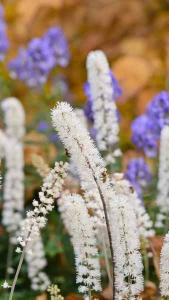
[43, 27, 70, 67]
[131, 115, 159, 157]
[125, 157, 152, 198]
[147, 91, 169, 129]
[8, 26, 70, 87]
[0, 5, 9, 61]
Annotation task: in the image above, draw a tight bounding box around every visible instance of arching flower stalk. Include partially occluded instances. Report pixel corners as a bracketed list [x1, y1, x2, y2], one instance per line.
[60, 193, 101, 296]
[52, 102, 117, 298]
[160, 233, 169, 296]
[9, 161, 68, 300]
[109, 197, 144, 300]
[86, 50, 121, 165]
[1, 98, 25, 241]
[156, 126, 169, 230]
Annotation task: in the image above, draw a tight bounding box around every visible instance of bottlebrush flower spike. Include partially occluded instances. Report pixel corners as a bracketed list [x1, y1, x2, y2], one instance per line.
[157, 126, 169, 216]
[112, 174, 154, 240]
[1, 98, 25, 239]
[86, 50, 121, 164]
[160, 233, 169, 296]
[109, 196, 144, 299]
[51, 101, 117, 295]
[61, 193, 101, 294]
[51, 102, 115, 225]
[10, 161, 68, 296]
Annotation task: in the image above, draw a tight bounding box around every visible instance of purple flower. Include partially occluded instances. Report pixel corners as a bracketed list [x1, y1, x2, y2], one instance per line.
[125, 157, 152, 197]
[48, 132, 58, 143]
[84, 71, 122, 121]
[37, 121, 50, 132]
[147, 91, 169, 129]
[131, 115, 159, 157]
[0, 5, 9, 61]
[43, 27, 70, 67]
[8, 26, 70, 87]
[131, 91, 169, 157]
[84, 82, 93, 121]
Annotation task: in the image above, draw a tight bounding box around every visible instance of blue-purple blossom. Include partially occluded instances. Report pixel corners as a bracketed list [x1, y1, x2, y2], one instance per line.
[8, 26, 69, 87]
[147, 91, 169, 129]
[43, 27, 70, 67]
[37, 120, 58, 143]
[37, 121, 50, 133]
[132, 91, 169, 157]
[125, 157, 152, 198]
[0, 5, 9, 61]
[84, 82, 93, 121]
[131, 115, 159, 157]
[84, 71, 122, 121]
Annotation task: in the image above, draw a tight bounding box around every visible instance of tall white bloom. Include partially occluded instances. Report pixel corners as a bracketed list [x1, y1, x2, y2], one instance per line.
[160, 233, 169, 296]
[61, 193, 101, 294]
[1, 98, 25, 239]
[51, 102, 115, 223]
[51, 101, 117, 238]
[112, 174, 155, 240]
[157, 126, 169, 215]
[51, 102, 123, 297]
[86, 50, 121, 164]
[109, 197, 144, 299]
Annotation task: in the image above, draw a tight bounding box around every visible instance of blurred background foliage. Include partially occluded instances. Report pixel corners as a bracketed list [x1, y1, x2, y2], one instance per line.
[1, 0, 169, 299]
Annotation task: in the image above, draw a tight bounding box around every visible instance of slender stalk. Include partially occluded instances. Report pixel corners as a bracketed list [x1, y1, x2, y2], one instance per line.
[101, 231, 112, 284]
[88, 288, 92, 300]
[9, 249, 25, 300]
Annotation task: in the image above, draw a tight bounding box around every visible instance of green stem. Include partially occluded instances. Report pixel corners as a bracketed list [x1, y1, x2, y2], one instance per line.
[88, 288, 92, 300]
[101, 230, 112, 284]
[8, 248, 26, 300]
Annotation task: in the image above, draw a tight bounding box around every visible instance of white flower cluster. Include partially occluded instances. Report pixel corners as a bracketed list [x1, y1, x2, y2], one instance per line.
[157, 126, 169, 221]
[112, 174, 154, 239]
[109, 197, 144, 299]
[160, 233, 169, 296]
[18, 161, 68, 249]
[25, 233, 50, 291]
[60, 193, 101, 294]
[86, 50, 121, 164]
[1, 98, 25, 238]
[47, 284, 64, 300]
